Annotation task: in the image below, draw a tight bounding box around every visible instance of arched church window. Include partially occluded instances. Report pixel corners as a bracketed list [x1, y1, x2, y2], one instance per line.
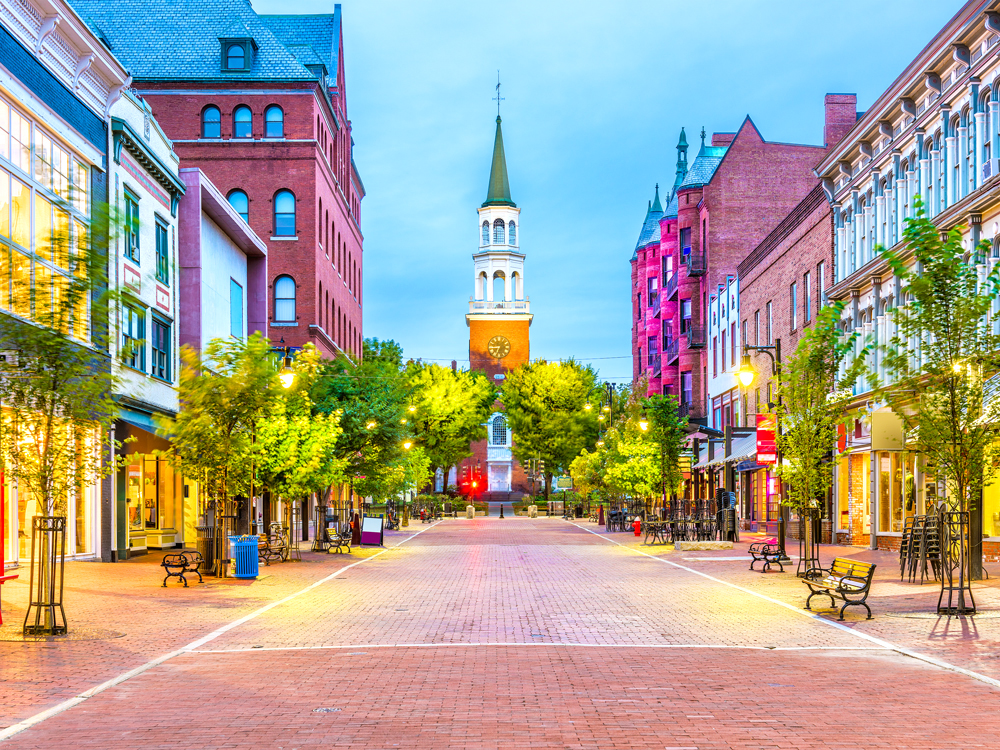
[508, 221, 516, 245]
[491, 415, 508, 446]
[493, 218, 505, 244]
[482, 221, 489, 245]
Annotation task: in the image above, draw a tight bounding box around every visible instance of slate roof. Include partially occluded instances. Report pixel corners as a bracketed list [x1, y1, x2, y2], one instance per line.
[662, 190, 678, 219]
[632, 190, 664, 258]
[677, 145, 728, 190]
[70, 0, 338, 82]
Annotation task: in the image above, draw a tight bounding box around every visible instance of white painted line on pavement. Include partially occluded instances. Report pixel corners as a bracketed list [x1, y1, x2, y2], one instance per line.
[567, 520, 1000, 691]
[0, 521, 441, 743]
[191, 642, 891, 654]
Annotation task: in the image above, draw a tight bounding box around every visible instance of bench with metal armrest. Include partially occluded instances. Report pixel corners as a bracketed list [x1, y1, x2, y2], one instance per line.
[326, 526, 352, 554]
[749, 542, 784, 573]
[161, 551, 204, 587]
[804, 557, 877, 621]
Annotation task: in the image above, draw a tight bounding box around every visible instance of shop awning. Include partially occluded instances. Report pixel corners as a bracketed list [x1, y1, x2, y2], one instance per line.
[693, 432, 758, 470]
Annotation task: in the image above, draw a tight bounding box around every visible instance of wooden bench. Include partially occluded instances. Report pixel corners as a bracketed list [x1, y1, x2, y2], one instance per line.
[326, 527, 352, 554]
[258, 523, 288, 565]
[749, 542, 784, 573]
[804, 558, 877, 621]
[161, 551, 204, 587]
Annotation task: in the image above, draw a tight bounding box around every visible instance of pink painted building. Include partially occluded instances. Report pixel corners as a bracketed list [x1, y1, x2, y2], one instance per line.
[178, 168, 268, 352]
[631, 97, 856, 426]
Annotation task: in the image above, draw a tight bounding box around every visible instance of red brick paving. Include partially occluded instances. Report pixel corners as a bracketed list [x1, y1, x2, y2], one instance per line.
[3, 517, 1000, 749]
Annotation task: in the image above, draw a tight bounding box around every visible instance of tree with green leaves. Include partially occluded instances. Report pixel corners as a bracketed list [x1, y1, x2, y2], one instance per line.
[879, 197, 1000, 580]
[0, 204, 119, 520]
[775, 302, 863, 516]
[311, 338, 412, 502]
[159, 333, 282, 574]
[254, 343, 346, 517]
[406, 362, 495, 488]
[645, 393, 689, 505]
[501, 359, 598, 500]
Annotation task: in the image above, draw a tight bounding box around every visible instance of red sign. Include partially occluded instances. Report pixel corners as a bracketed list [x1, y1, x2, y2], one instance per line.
[756, 413, 777, 465]
[837, 423, 847, 453]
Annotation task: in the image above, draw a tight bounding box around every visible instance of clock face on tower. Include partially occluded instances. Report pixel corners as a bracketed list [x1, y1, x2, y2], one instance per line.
[487, 335, 511, 359]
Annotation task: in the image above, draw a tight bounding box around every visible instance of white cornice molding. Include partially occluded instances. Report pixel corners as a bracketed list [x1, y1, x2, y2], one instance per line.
[0, 0, 128, 118]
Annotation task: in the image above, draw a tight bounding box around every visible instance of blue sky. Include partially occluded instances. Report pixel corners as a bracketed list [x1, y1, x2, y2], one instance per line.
[255, 0, 959, 381]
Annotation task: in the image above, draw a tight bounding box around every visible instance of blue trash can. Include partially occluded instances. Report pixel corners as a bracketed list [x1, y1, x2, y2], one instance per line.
[228, 535, 259, 579]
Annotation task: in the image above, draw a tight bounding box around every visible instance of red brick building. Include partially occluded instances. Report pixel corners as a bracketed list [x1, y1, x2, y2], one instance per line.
[631, 96, 856, 425]
[73, 0, 364, 360]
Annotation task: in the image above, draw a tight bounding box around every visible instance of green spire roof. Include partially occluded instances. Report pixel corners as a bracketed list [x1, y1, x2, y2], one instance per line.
[651, 183, 662, 212]
[483, 116, 516, 207]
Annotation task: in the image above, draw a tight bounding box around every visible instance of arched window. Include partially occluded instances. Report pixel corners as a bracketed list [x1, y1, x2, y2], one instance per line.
[493, 272, 505, 303]
[227, 190, 249, 223]
[493, 218, 505, 244]
[482, 221, 489, 245]
[274, 275, 296, 321]
[508, 221, 516, 245]
[233, 106, 252, 138]
[490, 414, 509, 446]
[226, 44, 245, 70]
[274, 190, 295, 236]
[265, 106, 284, 138]
[202, 106, 221, 138]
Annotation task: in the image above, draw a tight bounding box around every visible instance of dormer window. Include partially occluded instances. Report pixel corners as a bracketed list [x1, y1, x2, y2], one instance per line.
[219, 37, 256, 73]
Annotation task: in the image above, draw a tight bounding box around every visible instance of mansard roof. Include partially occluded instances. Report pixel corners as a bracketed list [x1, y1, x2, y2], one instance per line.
[70, 0, 339, 82]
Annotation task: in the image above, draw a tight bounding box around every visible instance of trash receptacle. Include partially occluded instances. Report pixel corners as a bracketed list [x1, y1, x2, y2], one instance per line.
[196, 525, 214, 574]
[228, 535, 259, 579]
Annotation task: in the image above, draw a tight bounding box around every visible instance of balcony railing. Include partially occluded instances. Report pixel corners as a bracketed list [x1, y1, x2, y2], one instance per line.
[469, 297, 531, 313]
[685, 325, 706, 348]
[664, 337, 679, 364]
[684, 249, 705, 276]
[663, 273, 678, 299]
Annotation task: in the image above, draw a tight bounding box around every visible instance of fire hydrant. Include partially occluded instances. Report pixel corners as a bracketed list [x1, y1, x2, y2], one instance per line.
[633, 517, 642, 537]
[420, 508, 427, 523]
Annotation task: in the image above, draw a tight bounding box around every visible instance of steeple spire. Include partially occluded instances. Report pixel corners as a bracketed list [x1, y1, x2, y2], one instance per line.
[483, 115, 516, 208]
[673, 128, 689, 191]
[651, 183, 662, 212]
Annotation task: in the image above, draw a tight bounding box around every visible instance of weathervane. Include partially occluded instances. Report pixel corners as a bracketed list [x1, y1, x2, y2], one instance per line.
[493, 71, 504, 117]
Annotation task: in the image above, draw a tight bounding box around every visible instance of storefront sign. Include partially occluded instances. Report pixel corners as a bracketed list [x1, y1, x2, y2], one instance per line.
[837, 423, 847, 453]
[756, 414, 777, 464]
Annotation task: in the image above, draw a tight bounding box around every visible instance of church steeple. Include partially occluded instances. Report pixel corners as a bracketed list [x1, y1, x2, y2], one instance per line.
[672, 128, 688, 192]
[483, 116, 516, 208]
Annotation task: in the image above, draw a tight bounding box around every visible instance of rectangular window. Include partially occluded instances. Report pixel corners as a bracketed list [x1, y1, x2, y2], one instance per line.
[230, 279, 244, 339]
[647, 276, 657, 307]
[663, 321, 673, 349]
[790, 282, 798, 330]
[803, 271, 812, 323]
[754, 311, 760, 346]
[72, 160, 88, 214]
[679, 227, 692, 255]
[122, 303, 146, 371]
[151, 318, 170, 381]
[662, 255, 673, 283]
[636, 292, 641, 318]
[10, 108, 30, 175]
[124, 192, 139, 262]
[766, 302, 773, 345]
[680, 298, 692, 333]
[681, 371, 693, 405]
[712, 336, 718, 377]
[817, 261, 826, 307]
[0, 100, 8, 162]
[730, 321, 737, 364]
[647, 335, 657, 367]
[721, 329, 727, 371]
[742, 320, 747, 356]
[155, 220, 169, 285]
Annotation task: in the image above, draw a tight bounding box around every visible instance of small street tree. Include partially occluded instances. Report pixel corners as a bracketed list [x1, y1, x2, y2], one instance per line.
[501, 359, 597, 501]
[0, 204, 119, 632]
[645, 393, 688, 506]
[879, 198, 1000, 583]
[161, 333, 282, 574]
[775, 302, 863, 515]
[405, 362, 495, 489]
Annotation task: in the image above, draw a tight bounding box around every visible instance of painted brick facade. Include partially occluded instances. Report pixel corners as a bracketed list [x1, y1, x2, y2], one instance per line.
[737, 185, 835, 417]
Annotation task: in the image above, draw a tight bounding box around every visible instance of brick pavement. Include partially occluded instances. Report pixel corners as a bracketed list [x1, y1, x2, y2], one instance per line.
[2, 517, 1000, 749]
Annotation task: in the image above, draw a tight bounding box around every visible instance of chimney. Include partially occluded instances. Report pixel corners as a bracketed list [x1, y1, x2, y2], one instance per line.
[824, 93, 858, 149]
[711, 132, 736, 148]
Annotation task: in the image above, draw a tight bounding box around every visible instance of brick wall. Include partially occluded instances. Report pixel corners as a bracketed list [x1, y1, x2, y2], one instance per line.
[738, 187, 834, 410]
[139, 80, 363, 360]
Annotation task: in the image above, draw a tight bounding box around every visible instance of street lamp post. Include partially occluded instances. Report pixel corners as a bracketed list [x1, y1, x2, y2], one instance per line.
[736, 341, 786, 558]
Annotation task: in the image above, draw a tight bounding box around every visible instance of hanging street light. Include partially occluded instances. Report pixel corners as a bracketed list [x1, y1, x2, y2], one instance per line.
[736, 354, 756, 388]
[277, 338, 295, 388]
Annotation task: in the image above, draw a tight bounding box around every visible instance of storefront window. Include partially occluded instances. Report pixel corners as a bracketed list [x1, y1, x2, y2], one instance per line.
[878, 452, 915, 533]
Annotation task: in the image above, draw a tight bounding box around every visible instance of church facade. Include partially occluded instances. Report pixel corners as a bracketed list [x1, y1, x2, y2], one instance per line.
[461, 115, 532, 496]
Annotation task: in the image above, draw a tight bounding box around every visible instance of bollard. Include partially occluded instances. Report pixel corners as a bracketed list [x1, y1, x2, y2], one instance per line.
[466, 504, 475, 519]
